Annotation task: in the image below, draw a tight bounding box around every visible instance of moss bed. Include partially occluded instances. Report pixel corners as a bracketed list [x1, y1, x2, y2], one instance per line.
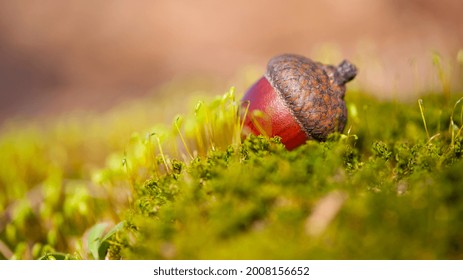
[1, 84, 462, 259]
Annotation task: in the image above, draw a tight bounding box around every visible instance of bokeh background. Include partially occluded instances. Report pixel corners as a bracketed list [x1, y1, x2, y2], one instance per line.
[1, 0, 462, 123]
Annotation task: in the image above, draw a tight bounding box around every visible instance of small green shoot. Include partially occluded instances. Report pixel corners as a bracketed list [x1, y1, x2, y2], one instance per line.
[174, 115, 194, 160]
[87, 222, 125, 260]
[432, 51, 451, 102]
[153, 132, 170, 173]
[418, 99, 430, 140]
[450, 97, 463, 148]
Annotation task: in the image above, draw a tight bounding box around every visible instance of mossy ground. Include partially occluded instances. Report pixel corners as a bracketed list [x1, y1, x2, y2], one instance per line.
[114, 91, 463, 260]
[1, 74, 463, 260]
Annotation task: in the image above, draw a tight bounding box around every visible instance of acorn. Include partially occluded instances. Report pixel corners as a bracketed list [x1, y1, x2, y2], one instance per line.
[241, 54, 357, 150]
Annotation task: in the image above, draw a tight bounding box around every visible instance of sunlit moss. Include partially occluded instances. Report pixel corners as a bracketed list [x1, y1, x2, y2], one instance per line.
[0, 69, 463, 259]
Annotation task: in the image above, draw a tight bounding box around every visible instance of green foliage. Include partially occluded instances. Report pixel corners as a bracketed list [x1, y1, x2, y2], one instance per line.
[87, 222, 125, 260]
[1, 67, 463, 259]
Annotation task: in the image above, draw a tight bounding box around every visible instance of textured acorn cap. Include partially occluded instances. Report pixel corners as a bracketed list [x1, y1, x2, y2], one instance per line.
[265, 54, 357, 141]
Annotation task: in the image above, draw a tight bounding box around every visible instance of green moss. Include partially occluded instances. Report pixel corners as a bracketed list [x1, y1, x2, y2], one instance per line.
[1, 79, 463, 259]
[111, 90, 463, 259]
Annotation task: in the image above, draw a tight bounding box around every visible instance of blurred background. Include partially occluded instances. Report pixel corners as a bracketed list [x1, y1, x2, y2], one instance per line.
[1, 0, 462, 124]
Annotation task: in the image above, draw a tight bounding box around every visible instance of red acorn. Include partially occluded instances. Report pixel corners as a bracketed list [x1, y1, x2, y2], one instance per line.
[241, 54, 357, 150]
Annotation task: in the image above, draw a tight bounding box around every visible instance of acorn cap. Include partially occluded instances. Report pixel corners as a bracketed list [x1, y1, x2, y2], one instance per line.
[265, 54, 357, 141]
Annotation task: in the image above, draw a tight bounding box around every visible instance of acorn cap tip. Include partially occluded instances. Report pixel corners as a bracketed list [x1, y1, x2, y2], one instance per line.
[336, 60, 357, 85]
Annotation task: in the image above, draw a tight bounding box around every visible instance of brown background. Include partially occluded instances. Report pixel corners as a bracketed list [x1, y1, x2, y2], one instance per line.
[1, 0, 462, 123]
